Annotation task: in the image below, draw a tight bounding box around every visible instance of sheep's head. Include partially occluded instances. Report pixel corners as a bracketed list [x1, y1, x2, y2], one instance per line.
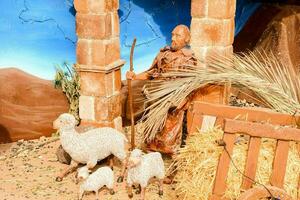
[75, 166, 91, 183]
[128, 149, 143, 168]
[53, 113, 77, 130]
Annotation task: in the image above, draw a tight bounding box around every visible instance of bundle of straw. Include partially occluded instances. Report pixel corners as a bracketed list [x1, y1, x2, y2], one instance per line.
[169, 128, 224, 200]
[254, 139, 276, 186]
[284, 142, 300, 199]
[224, 136, 248, 199]
[172, 129, 300, 199]
[223, 138, 277, 199]
[141, 50, 300, 141]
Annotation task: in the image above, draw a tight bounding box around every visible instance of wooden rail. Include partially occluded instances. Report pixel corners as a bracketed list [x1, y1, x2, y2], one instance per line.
[211, 133, 236, 199]
[187, 102, 300, 134]
[241, 137, 261, 190]
[224, 119, 300, 141]
[187, 101, 300, 199]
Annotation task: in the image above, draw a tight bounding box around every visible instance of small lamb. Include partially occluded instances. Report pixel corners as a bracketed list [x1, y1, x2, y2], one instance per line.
[53, 113, 128, 181]
[76, 166, 114, 200]
[126, 149, 165, 200]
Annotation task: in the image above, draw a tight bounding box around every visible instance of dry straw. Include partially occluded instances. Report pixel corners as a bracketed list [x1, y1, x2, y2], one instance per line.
[284, 142, 300, 199]
[168, 127, 224, 200]
[141, 50, 300, 141]
[172, 128, 300, 200]
[142, 49, 300, 199]
[224, 138, 277, 199]
[224, 135, 248, 199]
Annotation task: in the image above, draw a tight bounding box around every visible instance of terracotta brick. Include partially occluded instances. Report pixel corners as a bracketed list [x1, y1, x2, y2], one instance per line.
[91, 38, 120, 66]
[111, 12, 120, 37]
[114, 69, 121, 93]
[105, 38, 120, 65]
[77, 39, 90, 65]
[190, 18, 235, 47]
[104, 71, 114, 96]
[94, 94, 121, 121]
[192, 45, 233, 62]
[105, 0, 119, 11]
[87, 0, 119, 13]
[76, 13, 112, 39]
[79, 71, 114, 97]
[79, 96, 95, 120]
[88, 0, 106, 13]
[91, 40, 106, 66]
[191, 0, 236, 19]
[191, 0, 207, 18]
[74, 0, 89, 14]
[207, 0, 236, 19]
[105, 0, 114, 11]
[112, 0, 119, 10]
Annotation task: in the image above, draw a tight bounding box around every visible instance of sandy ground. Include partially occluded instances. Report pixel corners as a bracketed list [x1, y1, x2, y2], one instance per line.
[0, 133, 176, 200]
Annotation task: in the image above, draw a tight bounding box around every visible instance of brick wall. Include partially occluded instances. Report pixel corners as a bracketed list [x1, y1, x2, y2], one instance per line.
[74, 0, 123, 130]
[190, 0, 236, 63]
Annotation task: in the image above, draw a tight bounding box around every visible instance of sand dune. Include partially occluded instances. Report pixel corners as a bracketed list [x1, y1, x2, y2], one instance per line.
[0, 68, 69, 143]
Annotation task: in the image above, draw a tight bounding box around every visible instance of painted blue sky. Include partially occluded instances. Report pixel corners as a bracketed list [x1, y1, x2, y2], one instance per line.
[119, 0, 191, 76]
[0, 0, 259, 80]
[0, 0, 76, 80]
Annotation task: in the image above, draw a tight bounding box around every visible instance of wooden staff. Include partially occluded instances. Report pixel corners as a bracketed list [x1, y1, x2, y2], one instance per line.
[128, 38, 137, 150]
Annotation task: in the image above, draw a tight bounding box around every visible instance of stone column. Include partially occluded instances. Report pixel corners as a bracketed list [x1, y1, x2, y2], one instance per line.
[190, 0, 236, 64]
[190, 0, 236, 104]
[74, 0, 124, 130]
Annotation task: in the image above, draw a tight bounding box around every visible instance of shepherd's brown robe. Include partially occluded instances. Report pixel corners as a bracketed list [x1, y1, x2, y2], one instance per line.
[121, 45, 197, 154]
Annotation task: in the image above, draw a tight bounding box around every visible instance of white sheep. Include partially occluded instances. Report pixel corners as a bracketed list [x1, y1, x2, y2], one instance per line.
[53, 113, 128, 181]
[76, 166, 115, 200]
[126, 149, 165, 200]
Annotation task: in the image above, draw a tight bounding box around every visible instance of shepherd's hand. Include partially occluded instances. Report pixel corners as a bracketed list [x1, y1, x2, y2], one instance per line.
[126, 71, 136, 80]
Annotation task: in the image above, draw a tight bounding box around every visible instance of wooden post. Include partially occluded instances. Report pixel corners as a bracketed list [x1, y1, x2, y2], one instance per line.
[128, 38, 137, 150]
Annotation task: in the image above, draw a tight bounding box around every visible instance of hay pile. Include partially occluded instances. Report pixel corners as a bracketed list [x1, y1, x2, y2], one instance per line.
[254, 139, 276, 186]
[284, 142, 300, 198]
[224, 135, 249, 199]
[169, 128, 224, 200]
[172, 128, 300, 200]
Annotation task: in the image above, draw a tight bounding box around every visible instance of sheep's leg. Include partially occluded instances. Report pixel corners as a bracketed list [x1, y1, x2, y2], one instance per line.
[117, 157, 128, 183]
[78, 187, 84, 200]
[158, 179, 163, 196]
[127, 185, 133, 199]
[109, 188, 115, 195]
[107, 181, 115, 195]
[56, 160, 79, 182]
[140, 187, 146, 200]
[135, 184, 141, 194]
[95, 190, 99, 200]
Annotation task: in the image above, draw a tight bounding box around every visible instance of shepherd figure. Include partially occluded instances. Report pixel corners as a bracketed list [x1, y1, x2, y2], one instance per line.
[122, 24, 197, 154]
